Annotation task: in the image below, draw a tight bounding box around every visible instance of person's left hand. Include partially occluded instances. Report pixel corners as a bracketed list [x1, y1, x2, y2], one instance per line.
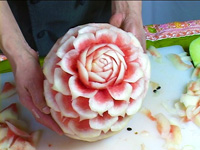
[110, 1, 146, 51]
[12, 48, 63, 135]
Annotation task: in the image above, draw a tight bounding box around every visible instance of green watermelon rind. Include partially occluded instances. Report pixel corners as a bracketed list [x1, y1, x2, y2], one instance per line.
[189, 36, 200, 67]
[146, 34, 200, 52]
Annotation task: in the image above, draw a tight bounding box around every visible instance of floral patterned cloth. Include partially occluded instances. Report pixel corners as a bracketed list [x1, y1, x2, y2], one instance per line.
[144, 20, 200, 41]
[0, 55, 7, 61]
[1, 20, 200, 62]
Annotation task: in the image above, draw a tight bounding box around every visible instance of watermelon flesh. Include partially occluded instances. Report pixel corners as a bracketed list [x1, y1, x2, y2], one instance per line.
[0, 104, 41, 150]
[0, 82, 16, 100]
[43, 23, 150, 141]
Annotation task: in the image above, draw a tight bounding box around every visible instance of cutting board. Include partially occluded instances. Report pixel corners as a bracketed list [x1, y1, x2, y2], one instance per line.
[1, 45, 200, 150]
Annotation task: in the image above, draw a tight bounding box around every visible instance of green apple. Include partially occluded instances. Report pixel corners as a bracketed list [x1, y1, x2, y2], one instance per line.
[189, 37, 200, 67]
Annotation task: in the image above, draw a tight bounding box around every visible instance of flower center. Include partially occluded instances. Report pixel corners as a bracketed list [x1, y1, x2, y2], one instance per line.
[78, 44, 127, 89]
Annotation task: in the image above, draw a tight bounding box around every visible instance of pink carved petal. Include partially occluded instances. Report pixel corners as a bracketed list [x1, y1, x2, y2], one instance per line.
[96, 29, 117, 44]
[91, 62, 103, 72]
[109, 59, 119, 80]
[134, 53, 149, 72]
[93, 57, 105, 68]
[109, 26, 131, 46]
[44, 80, 59, 111]
[77, 60, 89, 86]
[79, 49, 88, 66]
[72, 97, 97, 120]
[78, 26, 99, 34]
[89, 90, 114, 115]
[107, 82, 132, 101]
[122, 45, 139, 62]
[55, 93, 78, 118]
[5, 121, 30, 138]
[52, 68, 71, 95]
[124, 62, 144, 83]
[0, 103, 18, 122]
[86, 52, 97, 72]
[89, 23, 113, 29]
[96, 69, 112, 80]
[93, 55, 112, 70]
[114, 63, 126, 85]
[107, 44, 125, 56]
[128, 32, 143, 50]
[43, 54, 60, 84]
[58, 49, 79, 75]
[87, 44, 106, 56]
[89, 112, 118, 132]
[89, 77, 116, 90]
[103, 62, 112, 71]
[56, 36, 75, 58]
[116, 52, 127, 69]
[93, 47, 110, 60]
[73, 33, 95, 51]
[68, 119, 101, 139]
[50, 109, 74, 135]
[105, 50, 120, 65]
[108, 101, 129, 117]
[60, 26, 82, 43]
[0, 82, 16, 99]
[126, 98, 143, 116]
[111, 116, 131, 132]
[68, 76, 98, 99]
[130, 78, 145, 99]
[88, 72, 106, 83]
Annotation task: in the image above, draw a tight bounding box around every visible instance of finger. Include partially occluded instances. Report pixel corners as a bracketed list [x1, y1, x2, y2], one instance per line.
[31, 106, 63, 135]
[122, 18, 146, 52]
[109, 13, 124, 28]
[18, 90, 63, 135]
[28, 69, 50, 114]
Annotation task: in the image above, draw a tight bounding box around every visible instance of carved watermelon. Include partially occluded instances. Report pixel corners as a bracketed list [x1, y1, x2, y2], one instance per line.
[43, 23, 150, 141]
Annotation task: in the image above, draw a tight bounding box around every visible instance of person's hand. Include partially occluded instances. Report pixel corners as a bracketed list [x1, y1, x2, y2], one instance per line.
[110, 1, 146, 51]
[0, 1, 63, 135]
[13, 48, 63, 135]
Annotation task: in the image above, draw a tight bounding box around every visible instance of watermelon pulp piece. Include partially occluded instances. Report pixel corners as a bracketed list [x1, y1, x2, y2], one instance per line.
[0, 104, 41, 149]
[0, 82, 16, 99]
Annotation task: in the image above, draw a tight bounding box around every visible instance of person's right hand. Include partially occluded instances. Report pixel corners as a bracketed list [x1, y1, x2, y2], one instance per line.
[110, 1, 146, 51]
[13, 48, 63, 135]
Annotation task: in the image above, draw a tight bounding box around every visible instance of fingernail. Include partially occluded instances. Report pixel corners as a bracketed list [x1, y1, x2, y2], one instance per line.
[42, 106, 50, 114]
[32, 109, 40, 119]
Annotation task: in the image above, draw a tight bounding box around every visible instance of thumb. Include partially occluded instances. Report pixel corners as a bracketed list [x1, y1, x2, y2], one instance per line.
[122, 16, 146, 52]
[109, 13, 124, 28]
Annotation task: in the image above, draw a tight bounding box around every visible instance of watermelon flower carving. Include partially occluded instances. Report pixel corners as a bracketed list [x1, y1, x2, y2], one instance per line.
[43, 23, 150, 141]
